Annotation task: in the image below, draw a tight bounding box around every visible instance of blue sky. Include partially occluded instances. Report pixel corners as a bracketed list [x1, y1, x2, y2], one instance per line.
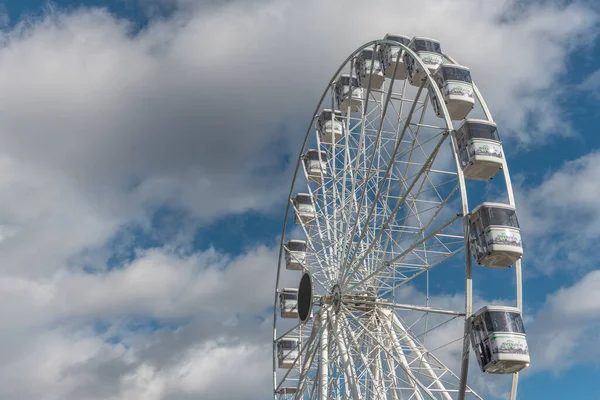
[0, 0, 599, 399]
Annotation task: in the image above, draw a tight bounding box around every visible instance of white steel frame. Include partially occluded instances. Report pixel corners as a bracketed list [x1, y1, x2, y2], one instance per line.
[273, 39, 524, 400]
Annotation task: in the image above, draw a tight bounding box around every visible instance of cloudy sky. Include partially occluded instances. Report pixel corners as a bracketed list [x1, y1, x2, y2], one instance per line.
[0, 0, 599, 399]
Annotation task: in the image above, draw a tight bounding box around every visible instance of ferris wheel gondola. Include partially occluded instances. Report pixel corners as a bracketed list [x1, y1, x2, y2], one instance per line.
[430, 64, 475, 120]
[378, 34, 411, 80]
[471, 306, 530, 374]
[455, 119, 505, 180]
[404, 36, 443, 86]
[354, 48, 385, 90]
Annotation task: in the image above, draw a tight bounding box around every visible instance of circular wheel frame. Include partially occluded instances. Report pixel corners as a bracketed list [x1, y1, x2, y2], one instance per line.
[272, 39, 523, 400]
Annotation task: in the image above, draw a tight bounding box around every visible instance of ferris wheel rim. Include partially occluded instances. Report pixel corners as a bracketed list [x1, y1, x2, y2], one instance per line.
[272, 38, 523, 400]
[272, 38, 468, 399]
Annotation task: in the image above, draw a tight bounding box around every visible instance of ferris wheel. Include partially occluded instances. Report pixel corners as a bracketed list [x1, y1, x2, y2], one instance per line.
[272, 35, 530, 400]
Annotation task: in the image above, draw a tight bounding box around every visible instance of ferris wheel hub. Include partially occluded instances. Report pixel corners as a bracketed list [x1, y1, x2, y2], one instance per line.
[331, 284, 342, 313]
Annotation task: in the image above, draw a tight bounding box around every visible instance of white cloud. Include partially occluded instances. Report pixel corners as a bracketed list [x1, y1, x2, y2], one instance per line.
[484, 150, 600, 374]
[0, 156, 122, 277]
[515, 151, 600, 274]
[526, 269, 600, 373]
[0, 5, 293, 223]
[0, 327, 272, 400]
[0, 0, 592, 277]
[576, 68, 600, 97]
[0, 245, 276, 400]
[0, 244, 278, 330]
[0, 0, 595, 183]
[159, 340, 271, 400]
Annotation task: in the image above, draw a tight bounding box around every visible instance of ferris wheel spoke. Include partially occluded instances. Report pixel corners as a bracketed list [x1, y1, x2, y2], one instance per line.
[338, 310, 395, 399]
[365, 177, 461, 281]
[340, 99, 424, 278]
[384, 133, 449, 217]
[388, 315, 454, 400]
[325, 330, 344, 400]
[391, 312, 484, 399]
[307, 373, 318, 400]
[350, 300, 463, 317]
[343, 308, 437, 399]
[340, 82, 429, 285]
[381, 347, 402, 400]
[341, 84, 427, 262]
[301, 226, 336, 291]
[413, 144, 453, 205]
[390, 102, 450, 246]
[327, 110, 367, 280]
[379, 324, 414, 400]
[343, 311, 412, 393]
[337, 160, 369, 281]
[309, 160, 338, 282]
[314, 117, 365, 284]
[369, 314, 388, 400]
[371, 97, 424, 284]
[342, 82, 406, 278]
[389, 127, 447, 174]
[338, 318, 376, 397]
[328, 310, 362, 400]
[345, 210, 460, 292]
[301, 191, 336, 283]
[316, 309, 329, 400]
[369, 181, 462, 292]
[323, 93, 344, 279]
[326, 96, 367, 283]
[370, 239, 463, 296]
[341, 124, 450, 289]
[382, 182, 457, 242]
[334, 110, 357, 281]
[397, 92, 431, 200]
[346, 125, 426, 268]
[392, 155, 464, 280]
[379, 244, 463, 299]
[380, 315, 428, 400]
